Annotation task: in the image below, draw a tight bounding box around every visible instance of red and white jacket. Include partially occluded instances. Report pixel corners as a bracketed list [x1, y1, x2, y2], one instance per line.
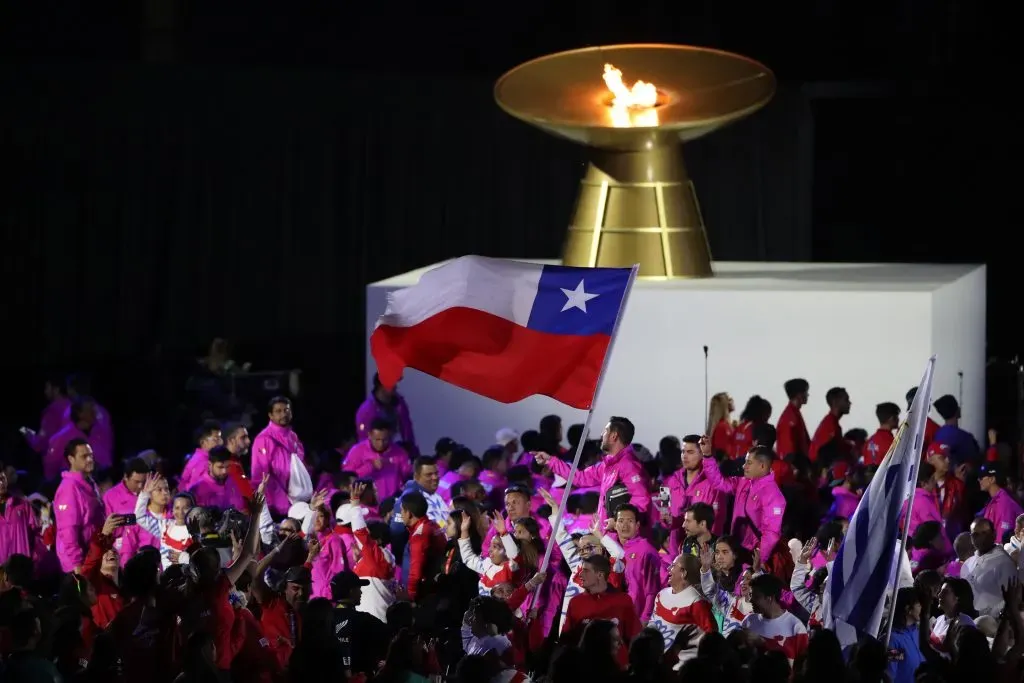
[741, 611, 809, 665]
[351, 507, 396, 622]
[647, 585, 716, 652]
[458, 535, 520, 596]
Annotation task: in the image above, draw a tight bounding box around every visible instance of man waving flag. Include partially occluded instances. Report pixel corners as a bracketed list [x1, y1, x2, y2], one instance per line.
[824, 356, 936, 648]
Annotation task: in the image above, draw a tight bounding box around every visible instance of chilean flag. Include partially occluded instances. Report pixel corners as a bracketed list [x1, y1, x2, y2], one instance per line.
[371, 256, 635, 410]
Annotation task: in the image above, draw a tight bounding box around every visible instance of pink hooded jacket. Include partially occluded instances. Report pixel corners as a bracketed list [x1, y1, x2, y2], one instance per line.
[311, 530, 355, 600]
[53, 471, 105, 571]
[619, 534, 663, 622]
[663, 466, 730, 554]
[547, 445, 651, 522]
[355, 393, 417, 450]
[60, 402, 114, 470]
[44, 423, 88, 481]
[251, 422, 306, 517]
[701, 456, 786, 557]
[25, 397, 71, 454]
[178, 448, 211, 492]
[0, 496, 38, 563]
[189, 471, 246, 511]
[102, 481, 138, 557]
[342, 441, 407, 502]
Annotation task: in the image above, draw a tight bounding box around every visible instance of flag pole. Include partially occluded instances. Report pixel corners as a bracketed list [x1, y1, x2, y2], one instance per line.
[881, 369, 935, 648]
[526, 264, 639, 616]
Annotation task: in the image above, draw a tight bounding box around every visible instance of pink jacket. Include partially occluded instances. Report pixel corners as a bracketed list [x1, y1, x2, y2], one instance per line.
[311, 530, 355, 599]
[900, 487, 943, 537]
[53, 471, 105, 571]
[25, 397, 71, 453]
[102, 481, 137, 556]
[828, 487, 861, 521]
[178, 448, 211, 492]
[436, 470, 467, 505]
[251, 422, 306, 516]
[478, 470, 506, 496]
[702, 457, 786, 557]
[355, 393, 416, 450]
[547, 446, 651, 521]
[619, 534, 662, 622]
[664, 466, 730, 554]
[188, 471, 246, 511]
[982, 488, 1024, 542]
[60, 402, 114, 470]
[342, 441, 407, 502]
[0, 496, 38, 563]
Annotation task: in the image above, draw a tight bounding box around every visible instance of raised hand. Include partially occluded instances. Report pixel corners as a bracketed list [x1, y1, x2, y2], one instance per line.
[751, 547, 762, 574]
[538, 488, 557, 508]
[310, 489, 328, 510]
[824, 538, 838, 562]
[350, 482, 366, 505]
[306, 536, 321, 560]
[489, 511, 507, 536]
[101, 514, 125, 536]
[460, 511, 473, 538]
[698, 435, 712, 457]
[143, 472, 161, 494]
[799, 538, 818, 565]
[590, 517, 605, 539]
[699, 542, 713, 573]
[254, 473, 269, 506]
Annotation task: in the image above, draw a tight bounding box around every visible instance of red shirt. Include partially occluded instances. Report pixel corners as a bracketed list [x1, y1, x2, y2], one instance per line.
[710, 420, 734, 457]
[809, 413, 848, 463]
[935, 474, 968, 535]
[863, 429, 894, 466]
[776, 403, 809, 459]
[258, 594, 301, 671]
[732, 421, 755, 459]
[179, 574, 239, 670]
[228, 460, 254, 500]
[923, 418, 940, 454]
[405, 516, 446, 600]
[563, 589, 642, 667]
[232, 607, 279, 683]
[82, 533, 123, 629]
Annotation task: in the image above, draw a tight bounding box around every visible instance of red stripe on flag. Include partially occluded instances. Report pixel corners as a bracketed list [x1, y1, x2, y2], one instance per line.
[371, 306, 611, 409]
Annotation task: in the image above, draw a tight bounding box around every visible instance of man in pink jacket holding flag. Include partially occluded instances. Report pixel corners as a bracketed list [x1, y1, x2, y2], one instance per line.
[53, 438, 105, 573]
[534, 416, 650, 525]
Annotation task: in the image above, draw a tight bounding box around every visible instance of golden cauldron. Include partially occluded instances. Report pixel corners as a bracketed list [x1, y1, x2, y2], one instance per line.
[495, 44, 775, 278]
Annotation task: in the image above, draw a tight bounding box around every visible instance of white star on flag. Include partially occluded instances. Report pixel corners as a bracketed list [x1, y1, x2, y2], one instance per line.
[560, 279, 599, 313]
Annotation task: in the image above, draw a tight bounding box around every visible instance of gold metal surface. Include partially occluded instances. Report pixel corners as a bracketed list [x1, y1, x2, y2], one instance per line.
[494, 44, 775, 278]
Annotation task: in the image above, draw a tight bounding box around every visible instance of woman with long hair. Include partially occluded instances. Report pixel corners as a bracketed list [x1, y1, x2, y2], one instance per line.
[698, 535, 754, 634]
[706, 393, 735, 458]
[732, 396, 773, 459]
[577, 619, 629, 682]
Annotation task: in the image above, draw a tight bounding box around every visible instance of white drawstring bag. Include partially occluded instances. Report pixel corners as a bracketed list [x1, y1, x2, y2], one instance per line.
[287, 452, 313, 503]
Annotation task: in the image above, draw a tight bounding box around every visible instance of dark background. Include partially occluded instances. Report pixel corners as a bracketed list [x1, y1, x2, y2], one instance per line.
[0, 2, 1019, 460]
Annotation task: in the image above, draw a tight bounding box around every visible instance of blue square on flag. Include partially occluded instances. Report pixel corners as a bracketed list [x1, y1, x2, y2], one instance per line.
[526, 265, 631, 336]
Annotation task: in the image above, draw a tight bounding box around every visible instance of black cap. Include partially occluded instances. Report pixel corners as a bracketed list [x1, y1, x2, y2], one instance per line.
[330, 570, 369, 600]
[979, 464, 1006, 486]
[283, 566, 312, 585]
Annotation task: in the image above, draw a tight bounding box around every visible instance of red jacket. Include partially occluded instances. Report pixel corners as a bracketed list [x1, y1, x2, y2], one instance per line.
[82, 532, 123, 629]
[776, 403, 809, 459]
[563, 589, 641, 668]
[405, 517, 445, 600]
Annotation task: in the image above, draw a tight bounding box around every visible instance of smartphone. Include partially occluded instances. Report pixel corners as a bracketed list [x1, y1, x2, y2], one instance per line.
[121, 513, 137, 526]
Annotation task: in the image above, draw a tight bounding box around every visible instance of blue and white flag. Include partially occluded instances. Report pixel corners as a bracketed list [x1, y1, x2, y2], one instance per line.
[824, 356, 936, 647]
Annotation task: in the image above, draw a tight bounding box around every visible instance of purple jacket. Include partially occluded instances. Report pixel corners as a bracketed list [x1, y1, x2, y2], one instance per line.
[0, 496, 37, 564]
[982, 488, 1024, 542]
[25, 397, 71, 453]
[178, 448, 210, 492]
[664, 466, 730, 554]
[436, 470, 467, 506]
[60, 402, 114, 470]
[342, 440, 407, 502]
[102, 482, 139, 561]
[619, 534, 662, 622]
[355, 393, 416, 450]
[53, 471, 105, 571]
[702, 457, 786, 557]
[189, 471, 246, 511]
[251, 422, 306, 517]
[547, 445, 651, 522]
[44, 423, 88, 481]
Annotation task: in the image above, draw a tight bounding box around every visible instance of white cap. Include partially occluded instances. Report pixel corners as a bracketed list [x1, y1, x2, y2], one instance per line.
[287, 502, 314, 528]
[495, 428, 519, 446]
[336, 503, 368, 526]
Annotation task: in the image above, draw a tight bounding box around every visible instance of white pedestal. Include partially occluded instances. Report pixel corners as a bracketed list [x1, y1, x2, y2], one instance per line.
[366, 261, 986, 454]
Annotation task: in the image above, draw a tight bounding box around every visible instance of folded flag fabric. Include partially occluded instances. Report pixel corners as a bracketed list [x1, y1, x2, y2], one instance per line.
[370, 256, 635, 409]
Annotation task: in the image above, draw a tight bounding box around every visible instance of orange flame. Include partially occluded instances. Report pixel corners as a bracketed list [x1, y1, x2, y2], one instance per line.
[602, 63, 659, 128]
